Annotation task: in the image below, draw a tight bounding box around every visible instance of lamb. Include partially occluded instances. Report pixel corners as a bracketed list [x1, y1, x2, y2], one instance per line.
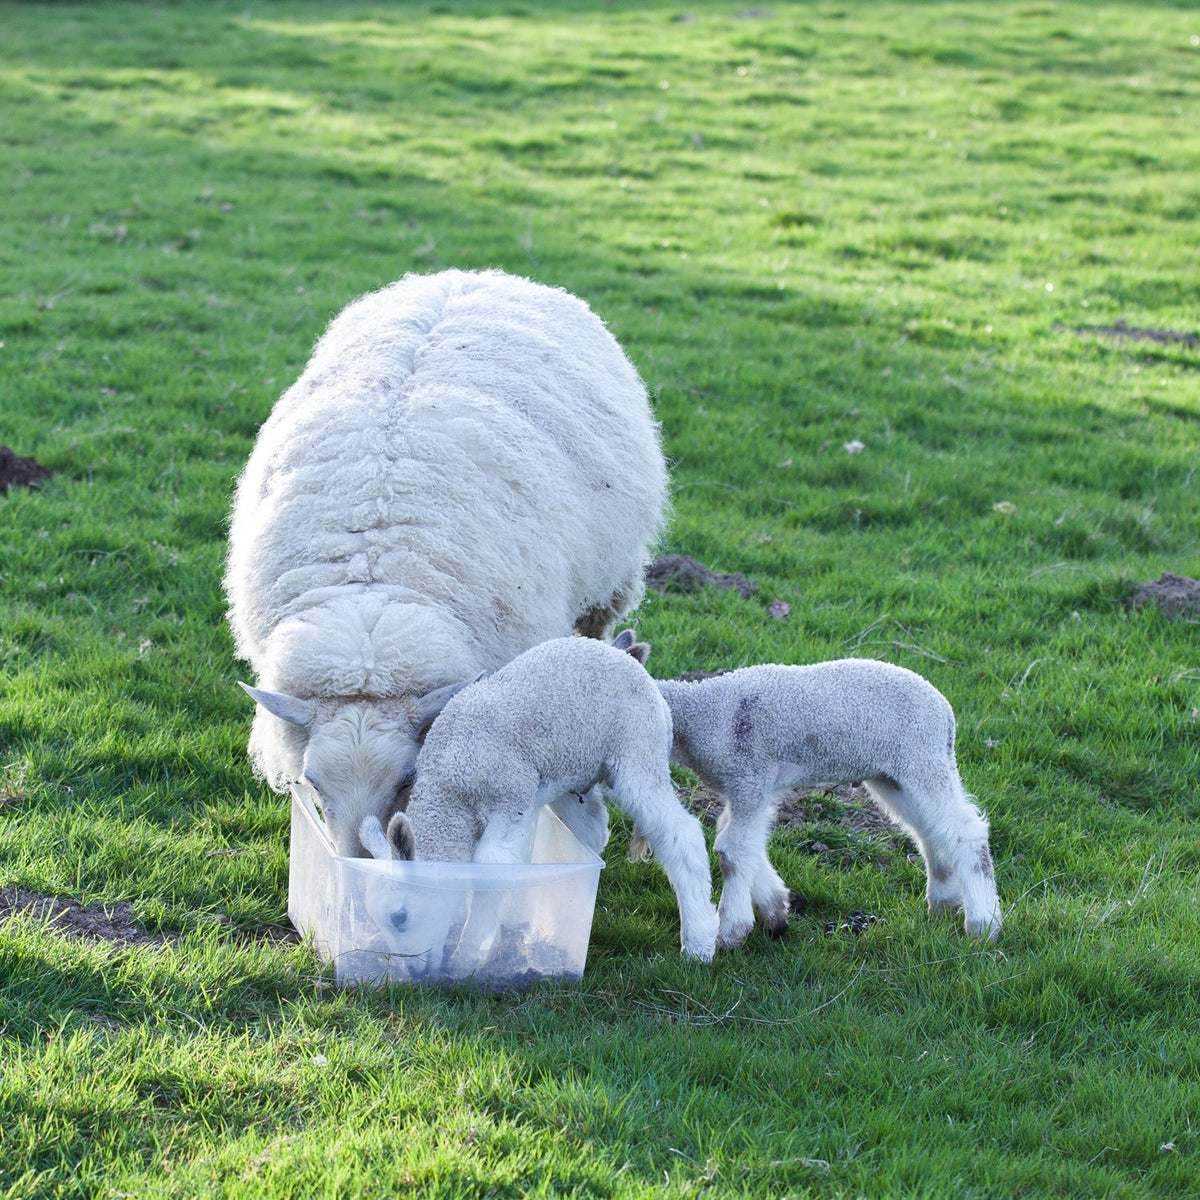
[651, 658, 1002, 948]
[386, 634, 720, 963]
[224, 268, 668, 858]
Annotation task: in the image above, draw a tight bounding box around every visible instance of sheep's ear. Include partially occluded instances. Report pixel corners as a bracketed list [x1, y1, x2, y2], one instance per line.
[387, 811, 416, 861]
[414, 674, 481, 735]
[612, 629, 636, 651]
[238, 682, 316, 729]
[626, 641, 651, 666]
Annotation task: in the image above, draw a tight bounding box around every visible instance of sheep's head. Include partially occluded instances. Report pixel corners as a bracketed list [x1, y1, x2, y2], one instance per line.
[239, 679, 471, 858]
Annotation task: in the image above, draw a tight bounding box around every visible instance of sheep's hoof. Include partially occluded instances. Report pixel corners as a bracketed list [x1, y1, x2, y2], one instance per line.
[787, 889, 807, 916]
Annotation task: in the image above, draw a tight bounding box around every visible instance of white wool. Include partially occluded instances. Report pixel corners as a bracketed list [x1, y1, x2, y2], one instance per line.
[394, 637, 719, 962]
[225, 269, 668, 857]
[656, 659, 1002, 946]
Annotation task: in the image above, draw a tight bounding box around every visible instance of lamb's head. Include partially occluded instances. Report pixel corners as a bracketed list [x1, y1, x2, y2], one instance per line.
[239, 680, 471, 857]
[383, 793, 484, 864]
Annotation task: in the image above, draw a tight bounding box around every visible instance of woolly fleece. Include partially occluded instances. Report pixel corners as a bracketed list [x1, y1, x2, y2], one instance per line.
[658, 659, 1002, 944]
[400, 637, 719, 960]
[225, 269, 668, 855]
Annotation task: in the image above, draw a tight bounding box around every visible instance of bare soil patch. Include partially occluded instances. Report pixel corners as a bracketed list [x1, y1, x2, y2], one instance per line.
[1130, 572, 1200, 618]
[646, 553, 758, 599]
[0, 885, 302, 948]
[0, 885, 175, 949]
[678, 779, 906, 842]
[0, 445, 51, 495]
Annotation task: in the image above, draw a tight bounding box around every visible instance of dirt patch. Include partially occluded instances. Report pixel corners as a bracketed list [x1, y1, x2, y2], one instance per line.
[0, 885, 302, 949]
[823, 910, 880, 936]
[0, 885, 175, 949]
[645, 554, 757, 600]
[1130, 572, 1200, 618]
[678, 780, 906, 843]
[1071, 320, 1199, 348]
[0, 446, 52, 495]
[225, 918, 301, 946]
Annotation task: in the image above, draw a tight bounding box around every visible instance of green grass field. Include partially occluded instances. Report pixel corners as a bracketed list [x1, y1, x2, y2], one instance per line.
[2, 1, 1199, 1195]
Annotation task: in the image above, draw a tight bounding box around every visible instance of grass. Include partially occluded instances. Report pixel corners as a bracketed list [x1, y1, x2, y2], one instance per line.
[1, 0, 1199, 1194]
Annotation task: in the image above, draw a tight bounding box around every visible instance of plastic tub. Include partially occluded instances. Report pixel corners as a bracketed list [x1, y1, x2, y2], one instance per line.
[287, 784, 604, 991]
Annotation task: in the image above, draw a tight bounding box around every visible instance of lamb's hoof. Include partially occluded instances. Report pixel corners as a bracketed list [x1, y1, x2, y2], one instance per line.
[716, 919, 753, 950]
[965, 914, 1002, 943]
[627, 830, 653, 863]
[763, 914, 788, 939]
[787, 889, 807, 916]
[683, 939, 717, 962]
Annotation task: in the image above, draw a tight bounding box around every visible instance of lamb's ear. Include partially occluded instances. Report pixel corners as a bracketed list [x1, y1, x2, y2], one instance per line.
[387, 811, 416, 861]
[359, 815, 394, 861]
[626, 641, 651, 666]
[612, 629, 636, 651]
[238, 682, 316, 729]
[414, 674, 483, 735]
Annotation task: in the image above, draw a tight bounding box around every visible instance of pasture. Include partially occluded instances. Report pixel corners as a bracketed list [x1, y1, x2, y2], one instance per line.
[1, 1, 1198, 1195]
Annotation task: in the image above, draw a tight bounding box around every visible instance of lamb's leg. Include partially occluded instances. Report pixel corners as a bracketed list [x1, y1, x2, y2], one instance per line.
[864, 771, 1002, 941]
[609, 763, 718, 961]
[444, 809, 538, 979]
[548, 786, 610, 855]
[712, 784, 794, 947]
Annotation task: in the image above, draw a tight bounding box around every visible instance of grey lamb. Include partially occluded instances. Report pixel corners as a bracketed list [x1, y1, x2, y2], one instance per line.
[649, 656, 1002, 948]
[387, 633, 720, 962]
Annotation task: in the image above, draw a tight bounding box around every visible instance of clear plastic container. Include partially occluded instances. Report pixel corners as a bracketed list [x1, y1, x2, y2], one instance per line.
[287, 784, 604, 991]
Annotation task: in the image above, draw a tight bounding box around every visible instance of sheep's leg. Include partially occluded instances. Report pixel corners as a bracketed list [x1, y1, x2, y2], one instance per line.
[610, 763, 718, 961]
[712, 784, 794, 947]
[864, 772, 1002, 941]
[712, 798, 754, 947]
[548, 786, 610, 855]
[627, 824, 652, 863]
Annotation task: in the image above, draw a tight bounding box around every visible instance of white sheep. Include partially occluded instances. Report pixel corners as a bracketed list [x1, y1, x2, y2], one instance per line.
[386, 634, 720, 963]
[224, 269, 668, 857]
[651, 657, 1002, 948]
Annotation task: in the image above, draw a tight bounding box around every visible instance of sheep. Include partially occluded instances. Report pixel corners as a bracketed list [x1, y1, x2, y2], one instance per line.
[386, 634, 720, 963]
[650, 657, 1002, 948]
[224, 268, 668, 858]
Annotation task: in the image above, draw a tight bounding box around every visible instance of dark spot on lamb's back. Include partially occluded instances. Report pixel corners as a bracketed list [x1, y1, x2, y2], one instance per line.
[733, 695, 759, 753]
